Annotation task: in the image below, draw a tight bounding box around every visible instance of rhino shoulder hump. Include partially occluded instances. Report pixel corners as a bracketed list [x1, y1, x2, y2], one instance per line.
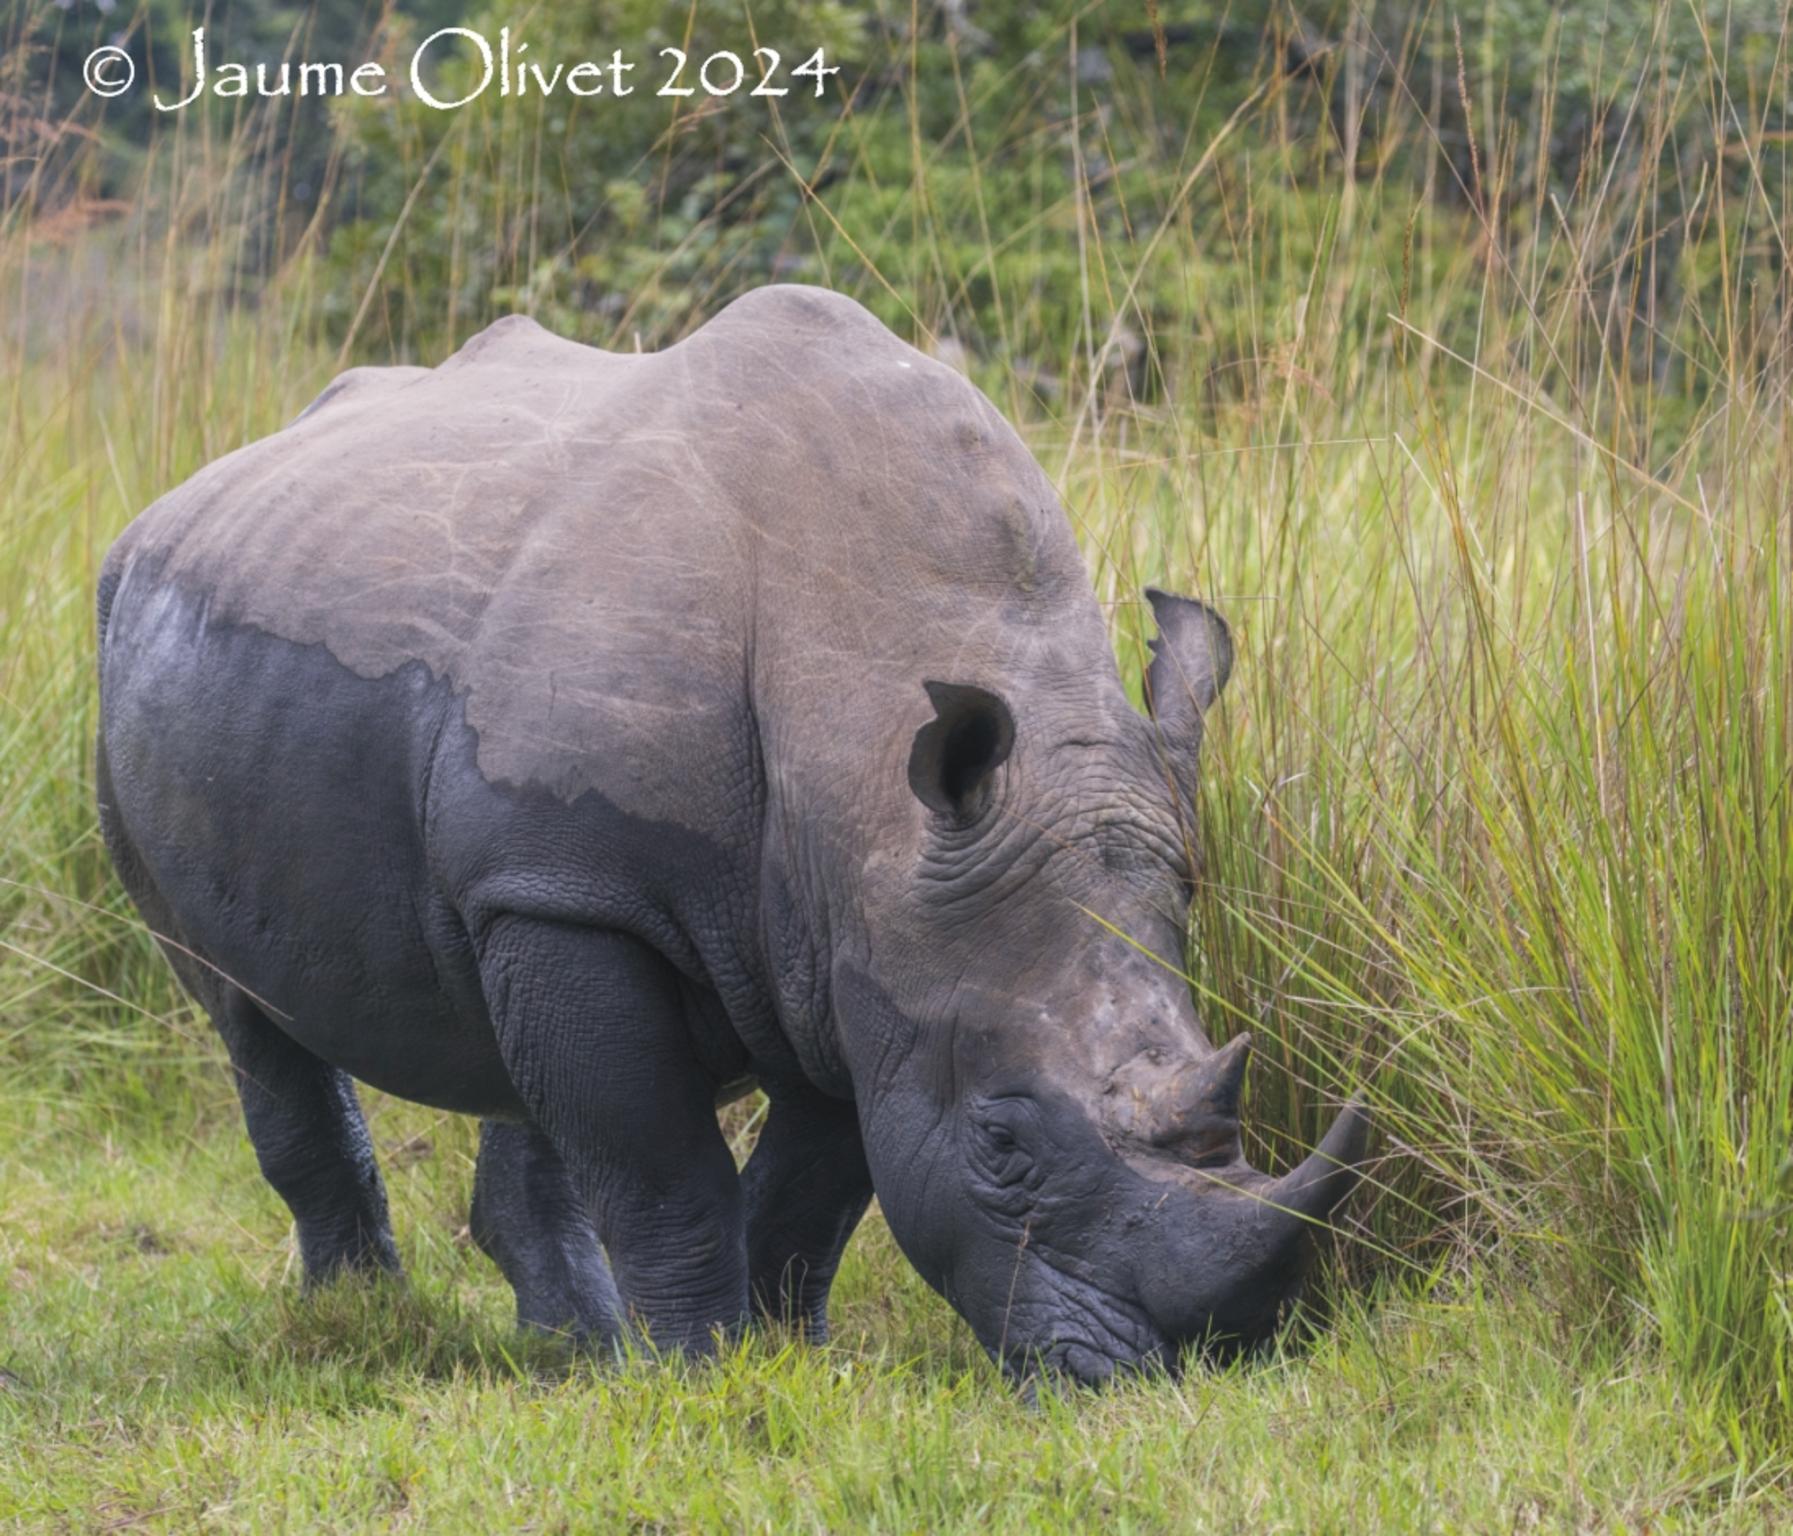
[437, 312, 601, 375]
[700, 283, 896, 351]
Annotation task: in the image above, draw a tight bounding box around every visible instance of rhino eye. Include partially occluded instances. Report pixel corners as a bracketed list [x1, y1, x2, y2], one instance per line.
[970, 1099, 1038, 1188]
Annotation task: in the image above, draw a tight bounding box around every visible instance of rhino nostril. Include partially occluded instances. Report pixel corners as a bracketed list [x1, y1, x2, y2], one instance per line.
[1166, 1129, 1242, 1170]
[1055, 1342, 1118, 1384]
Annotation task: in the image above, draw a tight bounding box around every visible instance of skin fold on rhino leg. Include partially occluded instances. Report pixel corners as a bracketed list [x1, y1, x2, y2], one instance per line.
[469, 1118, 625, 1341]
[477, 916, 750, 1354]
[96, 739, 400, 1285]
[740, 1091, 873, 1341]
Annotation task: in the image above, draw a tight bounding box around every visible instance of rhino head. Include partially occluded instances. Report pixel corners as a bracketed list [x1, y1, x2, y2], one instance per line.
[836, 588, 1368, 1385]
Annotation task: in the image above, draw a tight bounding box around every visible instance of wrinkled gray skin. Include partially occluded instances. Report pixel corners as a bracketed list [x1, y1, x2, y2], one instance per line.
[95, 285, 1366, 1385]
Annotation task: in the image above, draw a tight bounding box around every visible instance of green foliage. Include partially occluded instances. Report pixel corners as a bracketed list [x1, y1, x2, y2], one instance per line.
[318, 0, 1277, 360]
[4, 0, 383, 207]
[310, 0, 1793, 396]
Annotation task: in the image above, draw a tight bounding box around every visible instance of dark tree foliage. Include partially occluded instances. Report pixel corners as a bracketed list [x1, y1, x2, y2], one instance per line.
[2, 0, 460, 210]
[7, 2, 1787, 387]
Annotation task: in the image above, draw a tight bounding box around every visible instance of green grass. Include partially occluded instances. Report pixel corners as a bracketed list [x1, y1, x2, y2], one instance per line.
[1, 1087, 1781, 1531]
[5, 2, 1793, 1527]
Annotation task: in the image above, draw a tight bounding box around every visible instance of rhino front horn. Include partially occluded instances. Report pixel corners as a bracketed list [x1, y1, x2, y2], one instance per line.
[1264, 1100, 1371, 1224]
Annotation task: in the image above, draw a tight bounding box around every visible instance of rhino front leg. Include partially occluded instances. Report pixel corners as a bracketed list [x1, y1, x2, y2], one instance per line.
[470, 1118, 625, 1341]
[742, 1090, 872, 1342]
[478, 917, 750, 1354]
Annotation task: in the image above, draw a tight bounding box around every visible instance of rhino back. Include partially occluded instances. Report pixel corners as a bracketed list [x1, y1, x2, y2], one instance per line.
[106, 286, 1110, 827]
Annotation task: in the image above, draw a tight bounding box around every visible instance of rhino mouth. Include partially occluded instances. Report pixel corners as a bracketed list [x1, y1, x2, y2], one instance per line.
[990, 1275, 1169, 1387]
[1034, 1339, 1136, 1386]
[1001, 1302, 1293, 1388]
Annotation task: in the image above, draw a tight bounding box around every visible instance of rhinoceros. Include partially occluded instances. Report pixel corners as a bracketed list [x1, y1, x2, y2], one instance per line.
[95, 285, 1366, 1383]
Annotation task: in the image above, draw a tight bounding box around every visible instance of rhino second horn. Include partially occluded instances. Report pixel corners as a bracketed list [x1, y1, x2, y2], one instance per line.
[1149, 1033, 1250, 1148]
[1193, 1033, 1251, 1122]
[1120, 1034, 1253, 1164]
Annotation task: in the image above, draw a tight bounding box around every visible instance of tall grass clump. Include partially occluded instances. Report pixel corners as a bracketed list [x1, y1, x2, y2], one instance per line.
[2, 0, 1789, 1457]
[1, 11, 343, 1114]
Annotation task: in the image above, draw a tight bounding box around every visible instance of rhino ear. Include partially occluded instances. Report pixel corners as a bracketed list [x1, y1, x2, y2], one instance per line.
[1143, 588, 1233, 745]
[1143, 590, 1232, 829]
[908, 681, 1015, 821]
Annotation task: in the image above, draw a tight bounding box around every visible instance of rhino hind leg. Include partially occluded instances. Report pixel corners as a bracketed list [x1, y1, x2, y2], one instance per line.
[742, 1091, 873, 1342]
[470, 1118, 624, 1341]
[477, 916, 750, 1354]
[167, 970, 400, 1285]
[217, 995, 403, 1286]
[96, 736, 400, 1286]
